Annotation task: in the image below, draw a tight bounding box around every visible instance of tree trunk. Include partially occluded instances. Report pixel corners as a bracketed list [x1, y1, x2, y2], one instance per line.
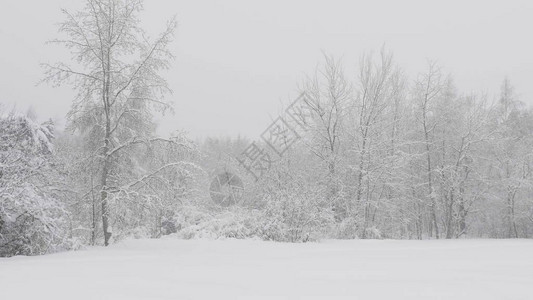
[445, 192, 454, 239]
[457, 197, 466, 238]
[91, 196, 97, 245]
[423, 109, 439, 239]
[508, 192, 519, 238]
[101, 41, 113, 247]
[100, 155, 112, 246]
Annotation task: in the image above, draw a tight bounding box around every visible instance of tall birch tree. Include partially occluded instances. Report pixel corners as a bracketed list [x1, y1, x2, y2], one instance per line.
[43, 0, 177, 245]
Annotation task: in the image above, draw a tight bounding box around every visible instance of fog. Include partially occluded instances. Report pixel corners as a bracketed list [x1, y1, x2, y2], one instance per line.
[1, 0, 532, 138]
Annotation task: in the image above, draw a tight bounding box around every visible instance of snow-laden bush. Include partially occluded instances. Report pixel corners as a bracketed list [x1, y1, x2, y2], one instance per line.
[170, 182, 334, 243]
[0, 115, 70, 256]
[172, 206, 263, 240]
[334, 217, 359, 239]
[258, 184, 335, 242]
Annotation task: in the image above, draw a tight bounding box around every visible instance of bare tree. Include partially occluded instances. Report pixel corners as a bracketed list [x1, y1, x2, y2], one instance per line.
[299, 54, 351, 218]
[412, 61, 444, 239]
[348, 47, 404, 238]
[488, 78, 533, 238]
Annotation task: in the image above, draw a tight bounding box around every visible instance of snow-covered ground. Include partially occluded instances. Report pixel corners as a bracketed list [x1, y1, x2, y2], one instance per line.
[1, 239, 532, 300]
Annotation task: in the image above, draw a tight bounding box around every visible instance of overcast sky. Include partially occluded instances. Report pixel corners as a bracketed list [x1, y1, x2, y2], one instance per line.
[1, 0, 532, 139]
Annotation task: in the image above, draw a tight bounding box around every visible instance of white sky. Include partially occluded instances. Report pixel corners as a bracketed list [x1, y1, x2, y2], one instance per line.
[1, 0, 532, 138]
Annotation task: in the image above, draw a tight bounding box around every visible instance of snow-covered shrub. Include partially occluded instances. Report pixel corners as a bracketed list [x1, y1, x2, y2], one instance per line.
[0, 115, 69, 256]
[334, 216, 359, 239]
[170, 188, 334, 243]
[172, 206, 263, 240]
[258, 185, 335, 242]
[161, 216, 178, 236]
[363, 226, 383, 239]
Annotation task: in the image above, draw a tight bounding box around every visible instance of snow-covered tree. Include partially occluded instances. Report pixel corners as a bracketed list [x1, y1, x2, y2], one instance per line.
[299, 54, 350, 220]
[0, 114, 68, 256]
[43, 0, 183, 245]
[485, 79, 533, 238]
[348, 48, 405, 238]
